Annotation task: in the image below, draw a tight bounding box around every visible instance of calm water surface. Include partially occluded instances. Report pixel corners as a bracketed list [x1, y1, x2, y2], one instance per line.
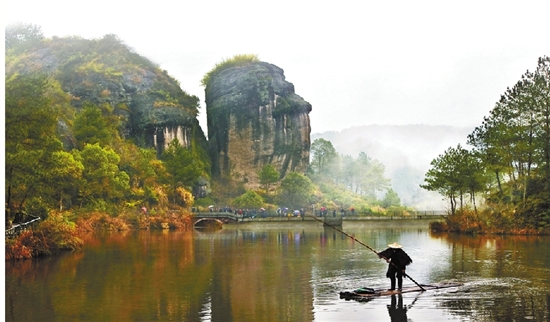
[5, 220, 550, 321]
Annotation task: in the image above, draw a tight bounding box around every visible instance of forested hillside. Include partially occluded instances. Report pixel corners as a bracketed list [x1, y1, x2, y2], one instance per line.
[5, 23, 210, 223]
[312, 125, 474, 209]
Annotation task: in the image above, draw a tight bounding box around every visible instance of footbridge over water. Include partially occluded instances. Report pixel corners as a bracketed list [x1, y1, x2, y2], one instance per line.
[191, 210, 448, 228]
[192, 212, 240, 228]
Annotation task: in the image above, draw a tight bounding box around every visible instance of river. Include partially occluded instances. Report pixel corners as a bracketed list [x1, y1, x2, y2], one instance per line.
[5, 220, 550, 321]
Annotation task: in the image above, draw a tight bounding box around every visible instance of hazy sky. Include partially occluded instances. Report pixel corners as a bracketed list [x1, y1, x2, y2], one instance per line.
[3, 0, 550, 134]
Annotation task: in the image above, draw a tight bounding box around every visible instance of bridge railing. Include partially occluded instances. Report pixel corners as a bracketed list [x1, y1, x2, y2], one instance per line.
[5, 216, 42, 239]
[193, 213, 241, 221]
[192, 210, 448, 221]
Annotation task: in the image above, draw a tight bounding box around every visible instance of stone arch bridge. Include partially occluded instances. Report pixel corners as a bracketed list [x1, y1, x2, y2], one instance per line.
[192, 212, 240, 228]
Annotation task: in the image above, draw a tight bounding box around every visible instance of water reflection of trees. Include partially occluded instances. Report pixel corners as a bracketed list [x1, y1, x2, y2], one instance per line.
[429, 232, 550, 321]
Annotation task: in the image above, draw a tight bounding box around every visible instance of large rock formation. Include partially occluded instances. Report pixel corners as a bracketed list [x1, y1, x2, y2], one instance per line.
[206, 61, 312, 188]
[5, 34, 207, 157]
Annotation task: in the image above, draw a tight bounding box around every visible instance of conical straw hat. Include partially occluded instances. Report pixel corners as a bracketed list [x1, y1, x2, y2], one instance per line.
[388, 242, 403, 249]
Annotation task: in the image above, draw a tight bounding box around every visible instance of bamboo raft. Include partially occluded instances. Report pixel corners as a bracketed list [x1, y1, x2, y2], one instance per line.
[340, 282, 463, 301]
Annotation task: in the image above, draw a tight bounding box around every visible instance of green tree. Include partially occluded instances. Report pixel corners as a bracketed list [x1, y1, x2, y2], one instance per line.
[422, 144, 483, 214]
[310, 138, 338, 175]
[46, 151, 84, 211]
[161, 140, 203, 204]
[277, 172, 315, 209]
[73, 103, 118, 149]
[356, 152, 390, 197]
[5, 74, 63, 218]
[468, 57, 550, 203]
[340, 154, 356, 190]
[530, 57, 550, 191]
[425, 56, 550, 229]
[258, 164, 279, 195]
[117, 142, 165, 205]
[381, 189, 401, 208]
[5, 22, 44, 51]
[467, 120, 508, 197]
[233, 190, 264, 209]
[73, 143, 130, 208]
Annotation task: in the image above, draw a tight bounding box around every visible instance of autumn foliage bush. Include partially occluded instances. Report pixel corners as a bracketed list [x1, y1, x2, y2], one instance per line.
[429, 209, 484, 234]
[76, 211, 132, 232]
[429, 205, 549, 235]
[6, 209, 194, 260]
[6, 212, 83, 260]
[76, 210, 193, 231]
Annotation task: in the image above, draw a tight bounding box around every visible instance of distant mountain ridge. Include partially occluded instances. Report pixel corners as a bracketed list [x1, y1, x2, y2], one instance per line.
[312, 124, 475, 210]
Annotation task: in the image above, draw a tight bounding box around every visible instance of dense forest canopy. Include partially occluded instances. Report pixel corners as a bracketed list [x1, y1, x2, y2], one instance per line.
[422, 56, 550, 231]
[5, 24, 209, 222]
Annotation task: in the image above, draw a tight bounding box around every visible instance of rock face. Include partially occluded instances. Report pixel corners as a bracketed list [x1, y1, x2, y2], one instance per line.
[206, 61, 312, 188]
[5, 35, 207, 156]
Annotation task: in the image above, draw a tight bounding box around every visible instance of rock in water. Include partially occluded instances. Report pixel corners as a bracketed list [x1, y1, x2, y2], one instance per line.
[206, 61, 312, 188]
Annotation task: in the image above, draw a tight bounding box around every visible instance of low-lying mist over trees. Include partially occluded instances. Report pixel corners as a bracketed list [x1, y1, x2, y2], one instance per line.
[312, 125, 474, 210]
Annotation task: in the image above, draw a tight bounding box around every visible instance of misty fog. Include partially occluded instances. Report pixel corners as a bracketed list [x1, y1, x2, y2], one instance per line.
[313, 124, 474, 210]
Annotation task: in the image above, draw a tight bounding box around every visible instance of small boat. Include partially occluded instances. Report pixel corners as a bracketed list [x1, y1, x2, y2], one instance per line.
[340, 282, 463, 301]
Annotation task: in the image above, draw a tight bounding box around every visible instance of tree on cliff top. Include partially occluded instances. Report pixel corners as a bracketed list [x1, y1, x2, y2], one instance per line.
[5, 22, 44, 51]
[201, 54, 259, 87]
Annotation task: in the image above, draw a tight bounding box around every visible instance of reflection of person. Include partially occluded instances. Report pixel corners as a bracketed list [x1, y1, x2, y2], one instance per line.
[387, 294, 408, 322]
[378, 242, 412, 290]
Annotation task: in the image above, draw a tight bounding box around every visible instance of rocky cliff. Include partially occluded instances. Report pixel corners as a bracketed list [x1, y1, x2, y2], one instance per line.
[5, 34, 208, 157]
[205, 61, 312, 188]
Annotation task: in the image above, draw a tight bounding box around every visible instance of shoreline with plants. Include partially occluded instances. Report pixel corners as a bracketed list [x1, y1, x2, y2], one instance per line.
[7, 204, 550, 262]
[5, 209, 193, 261]
[429, 208, 550, 235]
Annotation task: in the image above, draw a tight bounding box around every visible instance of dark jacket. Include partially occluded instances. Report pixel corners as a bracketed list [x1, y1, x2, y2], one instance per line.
[378, 248, 412, 277]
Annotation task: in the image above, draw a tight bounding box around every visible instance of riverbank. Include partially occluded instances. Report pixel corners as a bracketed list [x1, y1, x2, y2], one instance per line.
[429, 210, 550, 235]
[5, 210, 194, 260]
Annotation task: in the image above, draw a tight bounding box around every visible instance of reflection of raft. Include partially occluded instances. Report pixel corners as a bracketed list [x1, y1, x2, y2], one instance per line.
[340, 282, 463, 301]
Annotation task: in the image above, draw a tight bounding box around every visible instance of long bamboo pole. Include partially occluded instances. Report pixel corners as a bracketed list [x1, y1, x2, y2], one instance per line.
[310, 215, 426, 291]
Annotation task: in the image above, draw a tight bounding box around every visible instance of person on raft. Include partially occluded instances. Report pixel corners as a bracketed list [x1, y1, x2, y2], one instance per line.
[378, 242, 413, 291]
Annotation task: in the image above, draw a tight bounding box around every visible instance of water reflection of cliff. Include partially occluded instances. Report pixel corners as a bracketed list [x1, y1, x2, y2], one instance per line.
[207, 229, 314, 322]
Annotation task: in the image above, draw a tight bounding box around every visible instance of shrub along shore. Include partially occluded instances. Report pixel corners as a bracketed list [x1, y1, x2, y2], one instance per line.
[429, 209, 550, 235]
[5, 210, 193, 261]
